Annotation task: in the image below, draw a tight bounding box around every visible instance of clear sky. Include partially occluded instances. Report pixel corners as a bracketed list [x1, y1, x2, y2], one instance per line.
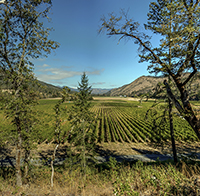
[33, 0, 158, 89]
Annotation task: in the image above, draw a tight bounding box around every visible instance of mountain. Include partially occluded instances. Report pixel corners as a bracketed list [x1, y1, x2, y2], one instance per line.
[106, 74, 200, 99]
[91, 88, 111, 95]
[0, 75, 111, 98]
[37, 80, 62, 91]
[0, 75, 64, 98]
[107, 75, 165, 97]
[2, 73, 200, 99]
[59, 86, 111, 95]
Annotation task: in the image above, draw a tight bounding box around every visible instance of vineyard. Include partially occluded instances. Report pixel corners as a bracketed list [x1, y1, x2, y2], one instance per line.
[90, 101, 198, 143]
[0, 98, 198, 144]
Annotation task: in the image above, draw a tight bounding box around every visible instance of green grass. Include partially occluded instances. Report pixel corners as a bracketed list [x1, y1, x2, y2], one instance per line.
[0, 98, 199, 144]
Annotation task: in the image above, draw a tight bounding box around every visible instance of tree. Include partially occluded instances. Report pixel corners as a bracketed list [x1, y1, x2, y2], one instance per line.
[99, 0, 200, 140]
[0, 0, 59, 186]
[51, 87, 70, 188]
[68, 72, 96, 177]
[168, 95, 178, 163]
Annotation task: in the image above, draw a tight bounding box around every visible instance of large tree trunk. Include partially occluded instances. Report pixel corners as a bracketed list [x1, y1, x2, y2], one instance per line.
[164, 79, 200, 140]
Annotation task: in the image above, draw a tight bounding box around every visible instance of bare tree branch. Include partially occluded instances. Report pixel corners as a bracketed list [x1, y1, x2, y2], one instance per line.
[108, 31, 166, 68]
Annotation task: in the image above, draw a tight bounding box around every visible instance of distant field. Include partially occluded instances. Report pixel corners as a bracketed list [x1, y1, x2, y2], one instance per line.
[93, 97, 137, 101]
[93, 96, 155, 102]
[0, 98, 198, 144]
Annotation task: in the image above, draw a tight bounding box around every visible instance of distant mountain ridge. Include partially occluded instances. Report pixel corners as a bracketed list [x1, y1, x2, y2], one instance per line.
[106, 74, 200, 98]
[2, 73, 200, 98]
[91, 88, 111, 95]
[107, 75, 166, 96]
[59, 86, 111, 95]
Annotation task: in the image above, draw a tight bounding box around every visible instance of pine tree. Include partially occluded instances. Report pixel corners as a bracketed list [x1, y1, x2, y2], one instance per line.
[68, 72, 96, 175]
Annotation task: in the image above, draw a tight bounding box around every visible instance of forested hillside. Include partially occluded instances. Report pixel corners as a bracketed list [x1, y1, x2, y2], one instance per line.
[0, 74, 64, 98]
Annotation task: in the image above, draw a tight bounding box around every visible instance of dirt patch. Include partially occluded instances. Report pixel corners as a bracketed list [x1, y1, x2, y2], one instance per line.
[2, 141, 200, 161]
[96, 141, 200, 156]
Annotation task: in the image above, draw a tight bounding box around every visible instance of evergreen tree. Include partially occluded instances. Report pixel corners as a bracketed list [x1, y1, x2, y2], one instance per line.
[68, 72, 96, 175]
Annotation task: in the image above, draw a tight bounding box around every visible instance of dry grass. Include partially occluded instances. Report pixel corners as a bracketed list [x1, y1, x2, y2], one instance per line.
[1, 160, 200, 195]
[0, 166, 113, 196]
[1, 141, 200, 195]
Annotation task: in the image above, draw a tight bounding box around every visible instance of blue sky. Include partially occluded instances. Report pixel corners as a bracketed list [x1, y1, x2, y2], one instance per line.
[33, 0, 158, 89]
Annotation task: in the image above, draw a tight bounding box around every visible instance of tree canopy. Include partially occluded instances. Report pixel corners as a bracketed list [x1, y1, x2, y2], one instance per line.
[0, 0, 59, 186]
[68, 73, 96, 174]
[99, 0, 200, 139]
[0, 0, 59, 80]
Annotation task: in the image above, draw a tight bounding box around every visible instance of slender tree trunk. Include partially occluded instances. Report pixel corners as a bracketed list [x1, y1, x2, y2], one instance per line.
[82, 120, 86, 180]
[167, 2, 178, 161]
[83, 127, 86, 171]
[14, 83, 23, 186]
[168, 98, 178, 163]
[16, 131, 22, 186]
[24, 148, 30, 183]
[51, 144, 59, 188]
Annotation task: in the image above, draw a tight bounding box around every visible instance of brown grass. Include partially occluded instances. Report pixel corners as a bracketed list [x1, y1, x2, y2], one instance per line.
[1, 141, 200, 195]
[1, 160, 200, 195]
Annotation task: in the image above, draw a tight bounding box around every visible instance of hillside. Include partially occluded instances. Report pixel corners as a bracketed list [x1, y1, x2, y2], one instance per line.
[0, 74, 64, 98]
[107, 74, 200, 99]
[0, 73, 111, 98]
[91, 88, 111, 95]
[61, 87, 111, 95]
[107, 75, 166, 97]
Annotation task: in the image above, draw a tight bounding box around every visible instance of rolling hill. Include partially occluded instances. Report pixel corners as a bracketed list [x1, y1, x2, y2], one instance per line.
[59, 86, 111, 95]
[106, 75, 166, 97]
[106, 74, 200, 99]
[91, 88, 111, 95]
